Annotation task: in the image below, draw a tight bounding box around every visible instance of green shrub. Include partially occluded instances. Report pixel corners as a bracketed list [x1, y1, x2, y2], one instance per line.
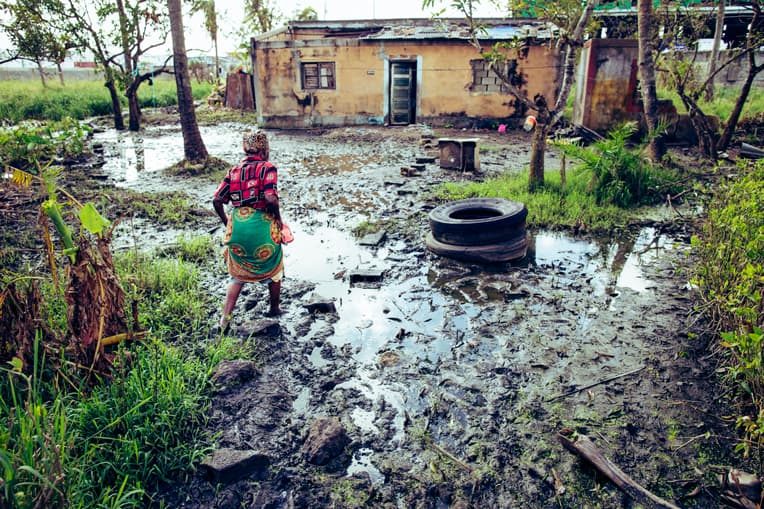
[691, 159, 764, 456]
[0, 119, 91, 172]
[555, 122, 681, 208]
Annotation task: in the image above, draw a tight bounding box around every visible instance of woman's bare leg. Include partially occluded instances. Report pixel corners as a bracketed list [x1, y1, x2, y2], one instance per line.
[267, 280, 282, 316]
[221, 281, 244, 327]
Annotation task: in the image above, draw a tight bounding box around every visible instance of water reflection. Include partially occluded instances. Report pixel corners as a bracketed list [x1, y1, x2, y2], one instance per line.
[95, 124, 683, 486]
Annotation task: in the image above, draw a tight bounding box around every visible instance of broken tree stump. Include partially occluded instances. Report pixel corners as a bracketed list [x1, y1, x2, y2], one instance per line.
[557, 429, 681, 509]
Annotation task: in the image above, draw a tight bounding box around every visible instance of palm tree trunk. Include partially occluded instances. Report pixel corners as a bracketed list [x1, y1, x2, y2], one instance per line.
[168, 0, 209, 162]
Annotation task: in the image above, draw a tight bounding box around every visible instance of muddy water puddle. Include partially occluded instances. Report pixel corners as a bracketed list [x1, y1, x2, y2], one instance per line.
[283, 222, 677, 483]
[95, 124, 687, 490]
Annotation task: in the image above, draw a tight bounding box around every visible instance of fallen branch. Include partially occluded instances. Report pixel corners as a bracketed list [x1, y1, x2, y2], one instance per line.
[558, 430, 681, 509]
[546, 366, 646, 402]
[101, 330, 148, 347]
[427, 440, 472, 473]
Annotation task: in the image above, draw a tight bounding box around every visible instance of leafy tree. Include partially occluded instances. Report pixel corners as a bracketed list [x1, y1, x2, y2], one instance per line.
[53, 0, 129, 129]
[189, 0, 220, 81]
[424, 0, 599, 190]
[229, 0, 283, 70]
[245, 0, 281, 33]
[659, 0, 764, 157]
[0, 0, 75, 87]
[295, 6, 318, 20]
[111, 0, 171, 131]
[168, 0, 209, 162]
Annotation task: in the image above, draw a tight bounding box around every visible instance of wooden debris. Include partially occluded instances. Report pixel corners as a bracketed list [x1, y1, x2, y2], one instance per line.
[427, 440, 472, 473]
[546, 365, 646, 402]
[101, 330, 148, 346]
[557, 430, 681, 509]
[552, 467, 566, 495]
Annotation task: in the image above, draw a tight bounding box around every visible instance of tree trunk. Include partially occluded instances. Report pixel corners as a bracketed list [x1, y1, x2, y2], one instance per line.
[637, 0, 664, 162]
[529, 123, 547, 190]
[718, 6, 763, 151]
[718, 56, 762, 150]
[105, 80, 125, 131]
[127, 91, 141, 131]
[214, 39, 220, 81]
[705, 0, 725, 102]
[116, 0, 139, 131]
[684, 96, 718, 158]
[168, 0, 209, 162]
[57, 62, 65, 85]
[36, 60, 47, 88]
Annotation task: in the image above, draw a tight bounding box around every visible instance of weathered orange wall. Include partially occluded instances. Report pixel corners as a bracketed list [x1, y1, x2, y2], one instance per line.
[252, 36, 560, 128]
[573, 39, 640, 133]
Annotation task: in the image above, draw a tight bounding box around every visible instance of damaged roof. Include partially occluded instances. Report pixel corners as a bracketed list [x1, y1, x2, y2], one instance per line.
[362, 19, 556, 40]
[257, 18, 557, 42]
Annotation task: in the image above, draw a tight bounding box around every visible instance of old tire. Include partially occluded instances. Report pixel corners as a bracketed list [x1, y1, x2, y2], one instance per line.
[425, 232, 528, 263]
[429, 198, 528, 246]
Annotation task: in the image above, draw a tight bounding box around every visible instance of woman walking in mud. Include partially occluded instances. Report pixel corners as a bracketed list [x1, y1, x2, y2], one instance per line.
[212, 130, 285, 331]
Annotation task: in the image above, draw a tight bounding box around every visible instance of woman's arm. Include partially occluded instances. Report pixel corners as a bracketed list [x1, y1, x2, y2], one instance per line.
[264, 193, 281, 224]
[213, 196, 228, 226]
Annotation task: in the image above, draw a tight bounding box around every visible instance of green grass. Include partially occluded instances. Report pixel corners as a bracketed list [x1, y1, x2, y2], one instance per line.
[0, 79, 214, 123]
[658, 86, 764, 121]
[114, 249, 212, 337]
[437, 122, 687, 232]
[437, 169, 634, 231]
[0, 238, 229, 508]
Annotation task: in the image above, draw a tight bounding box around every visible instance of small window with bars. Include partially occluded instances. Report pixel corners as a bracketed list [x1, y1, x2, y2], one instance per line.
[301, 62, 336, 90]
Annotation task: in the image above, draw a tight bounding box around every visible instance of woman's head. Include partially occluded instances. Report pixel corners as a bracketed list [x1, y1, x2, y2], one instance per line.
[243, 130, 269, 159]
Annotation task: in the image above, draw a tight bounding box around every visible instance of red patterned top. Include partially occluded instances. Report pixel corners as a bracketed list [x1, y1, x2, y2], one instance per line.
[214, 155, 278, 208]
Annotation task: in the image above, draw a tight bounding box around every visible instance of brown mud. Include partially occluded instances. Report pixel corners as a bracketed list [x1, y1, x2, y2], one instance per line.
[3, 112, 753, 508]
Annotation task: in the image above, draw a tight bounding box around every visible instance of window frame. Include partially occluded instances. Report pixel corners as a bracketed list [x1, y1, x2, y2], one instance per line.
[301, 62, 336, 90]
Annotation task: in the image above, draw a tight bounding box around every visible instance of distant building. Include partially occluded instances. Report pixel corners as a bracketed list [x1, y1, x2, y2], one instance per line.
[250, 18, 560, 129]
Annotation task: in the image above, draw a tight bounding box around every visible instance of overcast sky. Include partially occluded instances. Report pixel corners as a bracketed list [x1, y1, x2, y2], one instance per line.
[193, 0, 505, 54]
[0, 0, 505, 59]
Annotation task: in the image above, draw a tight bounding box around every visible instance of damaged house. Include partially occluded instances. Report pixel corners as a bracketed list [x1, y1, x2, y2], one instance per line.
[250, 18, 559, 129]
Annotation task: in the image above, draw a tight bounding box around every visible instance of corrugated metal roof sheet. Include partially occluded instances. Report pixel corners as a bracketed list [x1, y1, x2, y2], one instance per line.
[362, 20, 554, 40]
[263, 18, 556, 42]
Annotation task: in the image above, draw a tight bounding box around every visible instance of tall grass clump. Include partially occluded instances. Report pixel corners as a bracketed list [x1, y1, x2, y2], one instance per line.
[1, 337, 216, 508]
[1, 240, 224, 508]
[0, 79, 214, 123]
[115, 249, 210, 337]
[69, 339, 213, 507]
[0, 340, 71, 509]
[691, 159, 764, 457]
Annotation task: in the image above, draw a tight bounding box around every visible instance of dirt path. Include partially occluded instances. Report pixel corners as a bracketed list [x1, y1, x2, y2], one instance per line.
[68, 121, 755, 507]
